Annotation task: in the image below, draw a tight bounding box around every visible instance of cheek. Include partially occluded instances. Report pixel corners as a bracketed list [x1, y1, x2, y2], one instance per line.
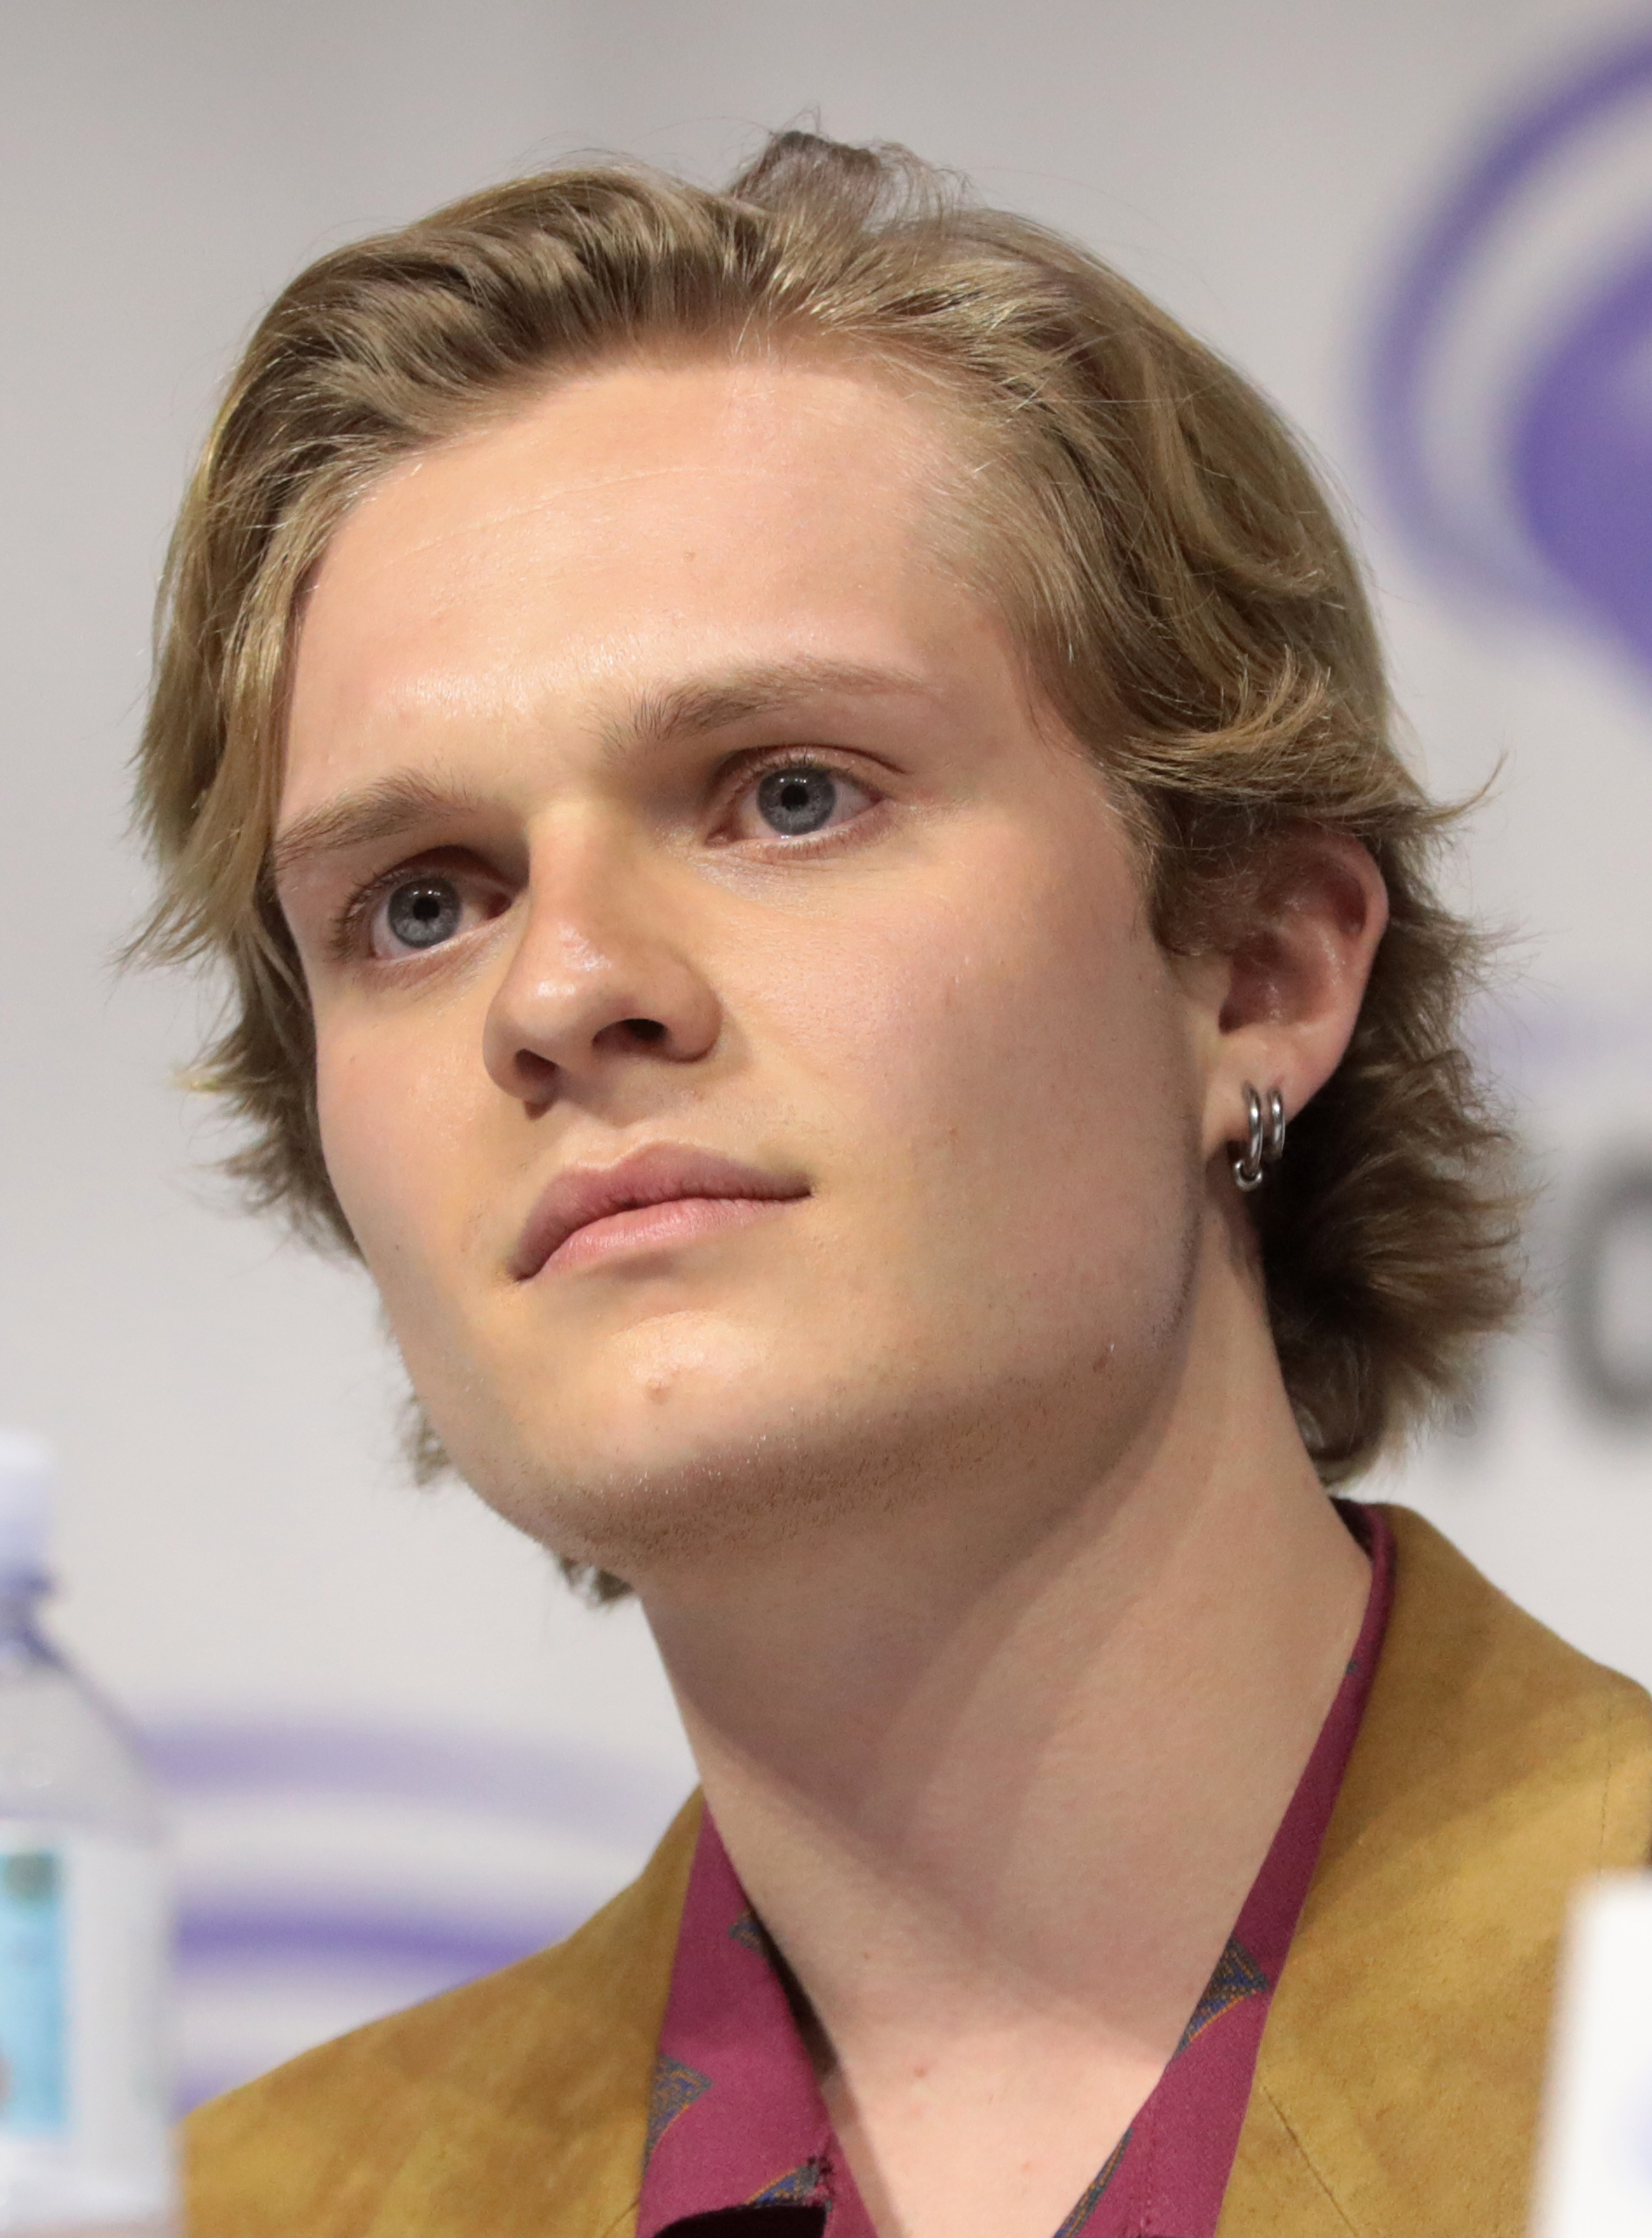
[803, 869, 1180, 1143]
[313, 1014, 479, 1286]
[748, 837, 1201, 1293]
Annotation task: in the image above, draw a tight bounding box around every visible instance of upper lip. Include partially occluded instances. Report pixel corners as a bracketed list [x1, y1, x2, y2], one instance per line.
[509, 1143, 810, 1279]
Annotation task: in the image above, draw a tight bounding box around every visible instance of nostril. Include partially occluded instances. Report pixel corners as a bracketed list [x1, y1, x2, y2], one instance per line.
[513, 1048, 558, 1095]
[621, 1017, 667, 1046]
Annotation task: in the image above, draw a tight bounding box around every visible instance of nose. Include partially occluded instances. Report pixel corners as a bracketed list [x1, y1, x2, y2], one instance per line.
[482, 843, 723, 1106]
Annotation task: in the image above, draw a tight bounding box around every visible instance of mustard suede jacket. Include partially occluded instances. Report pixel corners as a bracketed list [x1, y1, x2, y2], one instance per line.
[185, 1509, 1652, 2237]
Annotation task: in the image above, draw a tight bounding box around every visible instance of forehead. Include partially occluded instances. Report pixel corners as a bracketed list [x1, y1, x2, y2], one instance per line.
[284, 356, 988, 809]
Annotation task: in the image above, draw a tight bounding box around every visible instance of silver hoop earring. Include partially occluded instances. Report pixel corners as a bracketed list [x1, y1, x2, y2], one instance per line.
[1231, 1083, 1287, 1192]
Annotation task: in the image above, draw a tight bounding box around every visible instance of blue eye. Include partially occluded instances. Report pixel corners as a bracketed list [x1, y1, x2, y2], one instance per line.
[756, 767, 839, 837]
[384, 877, 463, 951]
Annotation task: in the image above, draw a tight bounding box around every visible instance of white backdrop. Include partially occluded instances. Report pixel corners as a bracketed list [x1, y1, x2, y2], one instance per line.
[3, 0, 1651, 2103]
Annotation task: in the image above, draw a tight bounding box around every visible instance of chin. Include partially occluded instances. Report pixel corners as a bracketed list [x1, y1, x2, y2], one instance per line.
[447, 1387, 875, 1584]
[408, 1308, 863, 1570]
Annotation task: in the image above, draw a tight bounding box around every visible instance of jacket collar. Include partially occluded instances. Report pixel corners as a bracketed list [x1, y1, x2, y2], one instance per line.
[1217, 1504, 1652, 2238]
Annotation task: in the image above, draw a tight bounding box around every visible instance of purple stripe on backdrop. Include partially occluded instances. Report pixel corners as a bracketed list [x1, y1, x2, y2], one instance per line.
[172, 1899, 578, 2113]
[175, 1899, 572, 1977]
[141, 1718, 685, 1844]
[141, 1719, 687, 2113]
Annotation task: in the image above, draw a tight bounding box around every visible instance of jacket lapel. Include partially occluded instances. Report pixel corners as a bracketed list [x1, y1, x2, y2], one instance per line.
[1216, 1505, 1652, 2238]
[362, 1794, 703, 2238]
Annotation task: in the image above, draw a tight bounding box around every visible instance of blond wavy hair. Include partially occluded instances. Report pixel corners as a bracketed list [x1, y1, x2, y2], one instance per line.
[133, 128, 1519, 1493]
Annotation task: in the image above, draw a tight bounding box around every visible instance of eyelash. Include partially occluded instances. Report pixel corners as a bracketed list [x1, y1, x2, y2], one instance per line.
[325, 749, 886, 964]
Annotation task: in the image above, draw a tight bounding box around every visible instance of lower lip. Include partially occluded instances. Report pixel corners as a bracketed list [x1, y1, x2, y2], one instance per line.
[543, 1194, 798, 1272]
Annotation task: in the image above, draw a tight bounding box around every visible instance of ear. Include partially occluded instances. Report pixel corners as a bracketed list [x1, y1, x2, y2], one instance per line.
[1181, 831, 1390, 1168]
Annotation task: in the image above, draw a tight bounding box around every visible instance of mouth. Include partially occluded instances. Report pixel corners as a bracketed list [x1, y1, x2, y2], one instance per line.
[509, 1143, 810, 1281]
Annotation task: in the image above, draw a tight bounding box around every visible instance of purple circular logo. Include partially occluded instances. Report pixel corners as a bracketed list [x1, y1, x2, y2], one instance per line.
[1369, 27, 1652, 676]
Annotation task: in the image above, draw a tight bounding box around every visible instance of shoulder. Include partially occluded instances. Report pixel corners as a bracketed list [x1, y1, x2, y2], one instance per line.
[1371, 1502, 1652, 1844]
[183, 1794, 701, 2238]
[1221, 1505, 1652, 2238]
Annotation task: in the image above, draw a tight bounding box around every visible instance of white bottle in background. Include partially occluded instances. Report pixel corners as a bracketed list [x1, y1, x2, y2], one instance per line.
[0, 1434, 173, 2237]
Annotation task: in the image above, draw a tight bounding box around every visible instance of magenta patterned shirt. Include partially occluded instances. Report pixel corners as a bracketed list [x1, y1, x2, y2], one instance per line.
[637, 1503, 1393, 2238]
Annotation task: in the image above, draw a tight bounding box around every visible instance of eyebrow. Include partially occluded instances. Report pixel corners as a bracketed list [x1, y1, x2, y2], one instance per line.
[270, 770, 490, 888]
[610, 656, 934, 755]
[271, 656, 933, 885]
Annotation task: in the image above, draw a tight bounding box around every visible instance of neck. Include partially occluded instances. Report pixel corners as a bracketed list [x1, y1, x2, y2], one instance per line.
[639, 1220, 1370, 2215]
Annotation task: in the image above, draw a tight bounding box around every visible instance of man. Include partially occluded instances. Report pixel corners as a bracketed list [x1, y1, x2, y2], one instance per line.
[141, 131, 1652, 2237]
